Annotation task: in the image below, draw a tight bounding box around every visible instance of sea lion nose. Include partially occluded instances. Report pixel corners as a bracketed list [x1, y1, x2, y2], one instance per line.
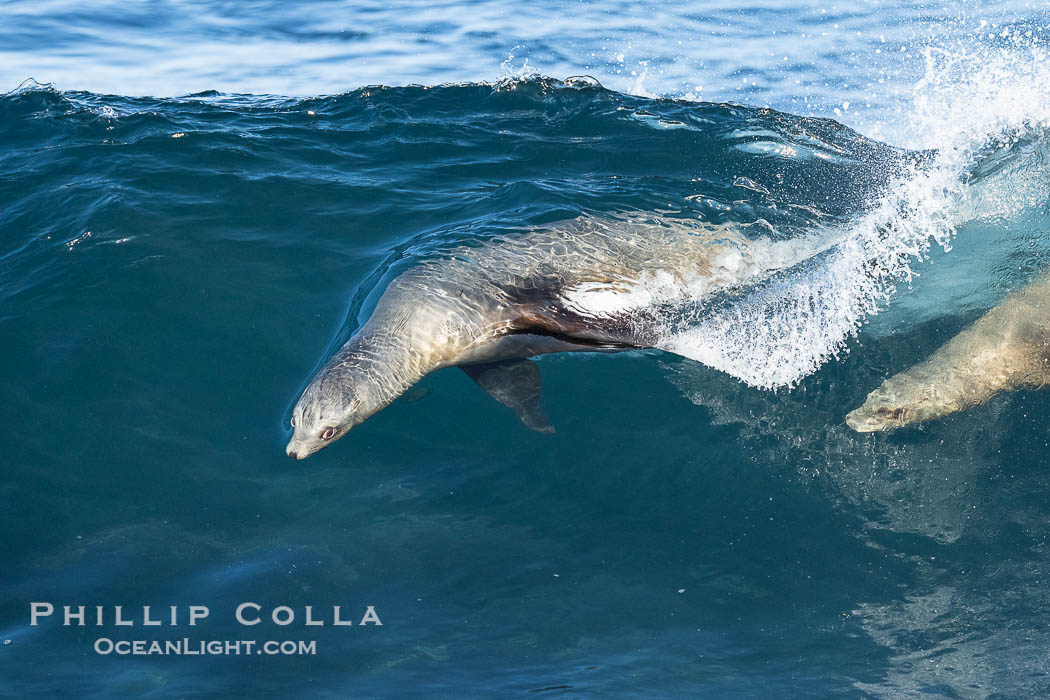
[286, 443, 302, 459]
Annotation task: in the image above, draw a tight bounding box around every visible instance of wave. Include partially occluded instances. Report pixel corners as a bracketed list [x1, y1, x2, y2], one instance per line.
[3, 38, 1050, 396]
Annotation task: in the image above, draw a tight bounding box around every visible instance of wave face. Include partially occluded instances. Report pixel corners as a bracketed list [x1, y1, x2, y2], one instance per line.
[5, 39, 1050, 699]
[8, 67, 1046, 390]
[0, 79, 919, 382]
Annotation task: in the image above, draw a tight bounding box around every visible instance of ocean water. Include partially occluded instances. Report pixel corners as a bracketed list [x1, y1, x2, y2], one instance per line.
[3, 1, 1050, 697]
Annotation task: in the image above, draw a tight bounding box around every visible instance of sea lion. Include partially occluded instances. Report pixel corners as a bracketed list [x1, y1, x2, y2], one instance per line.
[286, 215, 814, 458]
[846, 273, 1050, 432]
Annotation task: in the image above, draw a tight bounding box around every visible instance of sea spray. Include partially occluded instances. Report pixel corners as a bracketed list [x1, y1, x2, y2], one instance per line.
[659, 34, 1050, 389]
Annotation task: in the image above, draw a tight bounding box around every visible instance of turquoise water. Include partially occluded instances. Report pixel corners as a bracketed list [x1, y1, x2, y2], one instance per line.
[4, 2, 1050, 698]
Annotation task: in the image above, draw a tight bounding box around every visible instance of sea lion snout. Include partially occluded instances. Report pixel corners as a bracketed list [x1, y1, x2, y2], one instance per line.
[285, 428, 339, 459]
[845, 401, 909, 432]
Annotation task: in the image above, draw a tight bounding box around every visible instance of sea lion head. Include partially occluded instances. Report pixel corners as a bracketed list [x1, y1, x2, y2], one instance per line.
[845, 396, 916, 433]
[285, 287, 467, 458]
[845, 372, 945, 433]
[285, 360, 382, 459]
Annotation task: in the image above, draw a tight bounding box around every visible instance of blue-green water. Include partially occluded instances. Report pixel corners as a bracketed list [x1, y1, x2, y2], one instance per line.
[4, 3, 1050, 698]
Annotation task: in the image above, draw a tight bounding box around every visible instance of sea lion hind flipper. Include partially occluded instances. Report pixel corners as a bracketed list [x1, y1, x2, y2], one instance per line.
[461, 359, 555, 434]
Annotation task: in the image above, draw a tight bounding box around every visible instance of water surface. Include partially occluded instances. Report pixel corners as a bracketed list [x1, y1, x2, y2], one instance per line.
[3, 2, 1050, 697]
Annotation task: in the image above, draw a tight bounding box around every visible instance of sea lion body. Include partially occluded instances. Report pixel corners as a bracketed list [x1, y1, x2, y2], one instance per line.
[286, 216, 801, 458]
[847, 274, 1050, 432]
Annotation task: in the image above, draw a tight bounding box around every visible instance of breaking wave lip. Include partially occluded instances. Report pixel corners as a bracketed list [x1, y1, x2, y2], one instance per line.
[656, 39, 1050, 390]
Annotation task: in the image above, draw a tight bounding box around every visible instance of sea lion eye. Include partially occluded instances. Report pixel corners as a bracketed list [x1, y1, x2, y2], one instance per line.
[321, 427, 336, 440]
[290, 416, 297, 428]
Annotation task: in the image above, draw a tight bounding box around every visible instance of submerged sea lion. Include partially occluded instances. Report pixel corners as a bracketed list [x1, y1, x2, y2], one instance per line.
[846, 273, 1050, 432]
[286, 216, 813, 458]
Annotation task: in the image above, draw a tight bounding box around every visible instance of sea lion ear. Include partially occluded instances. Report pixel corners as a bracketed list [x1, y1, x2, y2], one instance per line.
[461, 359, 555, 434]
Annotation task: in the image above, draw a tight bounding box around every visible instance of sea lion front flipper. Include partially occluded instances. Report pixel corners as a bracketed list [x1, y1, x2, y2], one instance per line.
[461, 359, 555, 434]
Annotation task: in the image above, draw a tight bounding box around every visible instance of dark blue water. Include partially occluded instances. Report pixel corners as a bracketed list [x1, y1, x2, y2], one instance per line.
[4, 2, 1050, 698]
